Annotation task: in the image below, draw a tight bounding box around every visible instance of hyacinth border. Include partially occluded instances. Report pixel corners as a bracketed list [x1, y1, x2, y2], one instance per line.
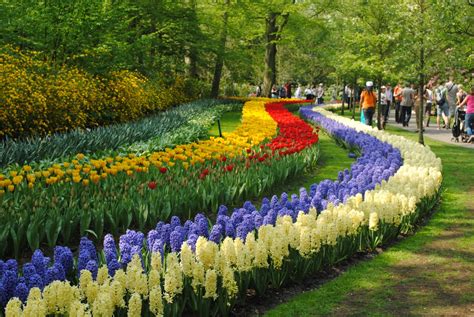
[2, 104, 442, 316]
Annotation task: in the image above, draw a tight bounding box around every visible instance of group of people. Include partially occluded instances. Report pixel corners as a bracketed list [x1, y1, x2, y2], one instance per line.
[269, 82, 293, 99]
[357, 78, 473, 142]
[264, 82, 326, 105]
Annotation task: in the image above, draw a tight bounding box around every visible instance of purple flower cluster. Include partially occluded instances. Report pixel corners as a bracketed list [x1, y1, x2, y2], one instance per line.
[0, 247, 73, 306]
[0, 109, 403, 309]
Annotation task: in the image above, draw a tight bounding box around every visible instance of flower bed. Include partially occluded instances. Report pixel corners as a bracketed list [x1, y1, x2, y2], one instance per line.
[0, 100, 319, 258]
[1, 104, 443, 316]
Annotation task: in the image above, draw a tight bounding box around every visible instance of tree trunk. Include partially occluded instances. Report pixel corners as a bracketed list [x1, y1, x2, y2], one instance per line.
[351, 79, 357, 120]
[263, 12, 278, 97]
[210, 1, 229, 98]
[377, 77, 382, 130]
[341, 80, 345, 115]
[418, 0, 425, 145]
[185, 0, 199, 79]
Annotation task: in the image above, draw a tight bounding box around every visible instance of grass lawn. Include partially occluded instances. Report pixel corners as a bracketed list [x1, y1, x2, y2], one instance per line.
[208, 110, 243, 136]
[265, 113, 474, 316]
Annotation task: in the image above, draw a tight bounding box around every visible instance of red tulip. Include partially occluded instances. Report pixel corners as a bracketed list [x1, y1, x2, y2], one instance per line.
[159, 167, 167, 174]
[148, 181, 157, 190]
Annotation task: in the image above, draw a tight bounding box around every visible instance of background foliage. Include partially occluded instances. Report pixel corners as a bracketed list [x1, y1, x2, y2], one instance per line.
[0, 0, 472, 138]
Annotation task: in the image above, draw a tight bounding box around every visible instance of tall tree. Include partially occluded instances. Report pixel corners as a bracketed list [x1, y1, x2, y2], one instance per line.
[210, 0, 230, 98]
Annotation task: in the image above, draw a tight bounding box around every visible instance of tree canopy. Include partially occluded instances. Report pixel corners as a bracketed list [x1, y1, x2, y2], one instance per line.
[0, 0, 472, 95]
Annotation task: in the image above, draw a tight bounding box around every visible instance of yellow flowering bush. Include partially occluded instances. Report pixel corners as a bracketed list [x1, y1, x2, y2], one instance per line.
[0, 46, 196, 140]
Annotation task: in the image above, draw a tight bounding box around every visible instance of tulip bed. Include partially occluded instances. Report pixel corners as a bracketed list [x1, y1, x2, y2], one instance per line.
[0, 100, 319, 258]
[0, 104, 441, 316]
[0, 99, 243, 170]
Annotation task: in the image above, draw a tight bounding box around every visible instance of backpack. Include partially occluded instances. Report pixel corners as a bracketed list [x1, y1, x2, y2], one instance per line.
[436, 88, 446, 106]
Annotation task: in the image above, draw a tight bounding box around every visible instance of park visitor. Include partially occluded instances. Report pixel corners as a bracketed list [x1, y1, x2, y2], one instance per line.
[385, 83, 393, 116]
[360, 81, 377, 126]
[413, 87, 424, 132]
[400, 83, 415, 127]
[394, 82, 403, 123]
[271, 85, 279, 98]
[344, 84, 352, 109]
[284, 81, 292, 98]
[435, 83, 449, 130]
[445, 78, 458, 128]
[457, 84, 467, 105]
[294, 84, 303, 99]
[457, 85, 474, 143]
[316, 83, 324, 105]
[304, 85, 313, 100]
[380, 86, 389, 129]
[425, 85, 433, 128]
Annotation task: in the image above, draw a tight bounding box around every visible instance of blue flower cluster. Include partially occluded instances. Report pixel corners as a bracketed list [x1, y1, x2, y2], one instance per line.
[0, 108, 403, 308]
[0, 247, 72, 306]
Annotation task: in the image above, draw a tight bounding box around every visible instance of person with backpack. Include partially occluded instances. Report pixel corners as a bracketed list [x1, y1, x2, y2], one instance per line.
[360, 81, 377, 126]
[445, 79, 458, 128]
[435, 83, 449, 130]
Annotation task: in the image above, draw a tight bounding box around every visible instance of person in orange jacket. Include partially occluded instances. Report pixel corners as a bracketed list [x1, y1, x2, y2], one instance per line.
[360, 81, 377, 126]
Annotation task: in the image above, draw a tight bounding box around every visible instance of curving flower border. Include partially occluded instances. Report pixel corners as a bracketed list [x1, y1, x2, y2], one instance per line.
[2, 105, 442, 316]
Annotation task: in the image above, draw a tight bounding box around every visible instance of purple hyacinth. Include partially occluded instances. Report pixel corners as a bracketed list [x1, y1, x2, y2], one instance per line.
[85, 260, 98, 279]
[54, 246, 73, 274]
[209, 224, 223, 244]
[44, 262, 66, 285]
[77, 237, 98, 275]
[170, 227, 186, 252]
[14, 282, 29, 302]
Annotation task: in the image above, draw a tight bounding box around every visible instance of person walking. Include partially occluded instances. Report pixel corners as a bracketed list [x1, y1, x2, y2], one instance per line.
[394, 82, 403, 123]
[360, 81, 377, 126]
[284, 81, 292, 98]
[425, 85, 433, 127]
[385, 83, 393, 120]
[304, 86, 313, 100]
[344, 84, 352, 109]
[445, 78, 458, 128]
[400, 83, 415, 127]
[294, 84, 302, 99]
[414, 87, 424, 132]
[435, 83, 449, 129]
[458, 85, 474, 142]
[457, 84, 467, 106]
[316, 83, 325, 105]
[379, 86, 389, 129]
